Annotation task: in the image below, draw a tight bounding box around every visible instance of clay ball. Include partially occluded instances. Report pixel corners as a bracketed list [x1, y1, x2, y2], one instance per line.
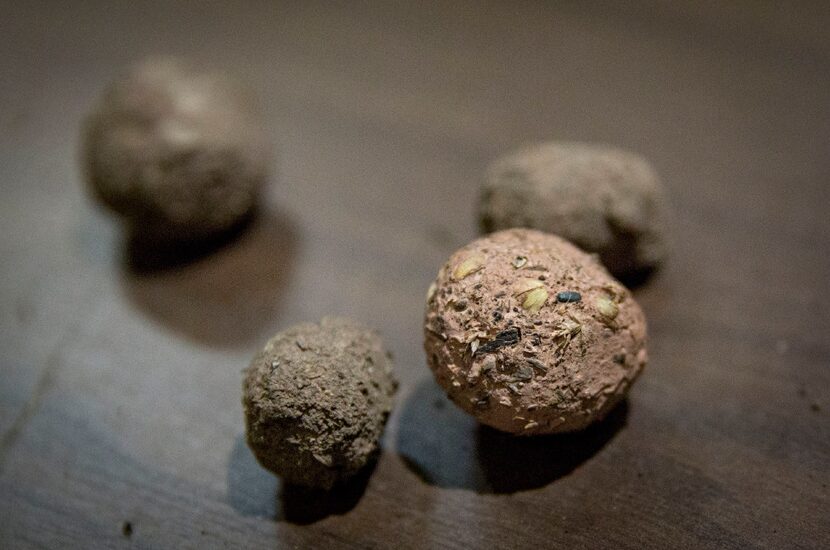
[243, 317, 398, 489]
[82, 57, 271, 240]
[479, 142, 670, 277]
[424, 228, 647, 435]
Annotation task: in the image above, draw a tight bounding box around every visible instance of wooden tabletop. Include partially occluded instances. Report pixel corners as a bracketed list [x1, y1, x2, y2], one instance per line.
[2, 2, 828, 548]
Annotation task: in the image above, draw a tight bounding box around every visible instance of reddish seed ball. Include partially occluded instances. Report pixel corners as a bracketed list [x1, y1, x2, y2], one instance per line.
[424, 228, 648, 435]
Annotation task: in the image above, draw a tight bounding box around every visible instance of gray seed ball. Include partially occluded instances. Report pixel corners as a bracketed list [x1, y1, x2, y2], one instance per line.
[82, 57, 271, 240]
[479, 142, 670, 277]
[243, 317, 398, 489]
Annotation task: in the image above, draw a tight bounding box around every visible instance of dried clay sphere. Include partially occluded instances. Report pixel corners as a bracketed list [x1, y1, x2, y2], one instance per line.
[424, 228, 647, 435]
[479, 142, 670, 278]
[243, 317, 398, 489]
[82, 57, 271, 240]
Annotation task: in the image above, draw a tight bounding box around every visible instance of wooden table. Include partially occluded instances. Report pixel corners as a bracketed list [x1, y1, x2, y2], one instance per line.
[2, 2, 828, 548]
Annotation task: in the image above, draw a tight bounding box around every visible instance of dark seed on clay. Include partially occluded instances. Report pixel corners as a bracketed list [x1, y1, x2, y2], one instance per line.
[556, 291, 582, 303]
[475, 327, 521, 355]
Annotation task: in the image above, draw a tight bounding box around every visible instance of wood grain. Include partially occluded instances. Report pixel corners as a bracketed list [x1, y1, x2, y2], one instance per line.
[1, 1, 828, 548]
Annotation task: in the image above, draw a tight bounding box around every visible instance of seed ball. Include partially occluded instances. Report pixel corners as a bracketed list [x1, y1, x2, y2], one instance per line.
[424, 228, 647, 435]
[82, 57, 271, 241]
[243, 317, 398, 489]
[479, 142, 670, 277]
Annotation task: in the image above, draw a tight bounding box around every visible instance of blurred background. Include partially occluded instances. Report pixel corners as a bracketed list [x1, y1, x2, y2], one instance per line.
[1, 2, 828, 548]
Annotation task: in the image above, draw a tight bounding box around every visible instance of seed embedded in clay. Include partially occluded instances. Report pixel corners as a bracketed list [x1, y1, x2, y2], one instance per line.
[478, 142, 671, 278]
[453, 252, 486, 280]
[556, 290, 582, 303]
[596, 295, 620, 323]
[424, 228, 648, 435]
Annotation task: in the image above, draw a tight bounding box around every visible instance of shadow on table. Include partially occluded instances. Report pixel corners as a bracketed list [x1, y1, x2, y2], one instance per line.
[119, 205, 298, 348]
[397, 378, 627, 494]
[616, 265, 657, 289]
[226, 435, 374, 525]
[277, 463, 375, 525]
[226, 435, 279, 518]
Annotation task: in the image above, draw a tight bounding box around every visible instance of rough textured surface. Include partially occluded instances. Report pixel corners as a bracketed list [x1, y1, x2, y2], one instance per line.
[82, 57, 271, 241]
[425, 229, 647, 434]
[479, 142, 670, 277]
[243, 317, 397, 489]
[2, 2, 830, 548]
